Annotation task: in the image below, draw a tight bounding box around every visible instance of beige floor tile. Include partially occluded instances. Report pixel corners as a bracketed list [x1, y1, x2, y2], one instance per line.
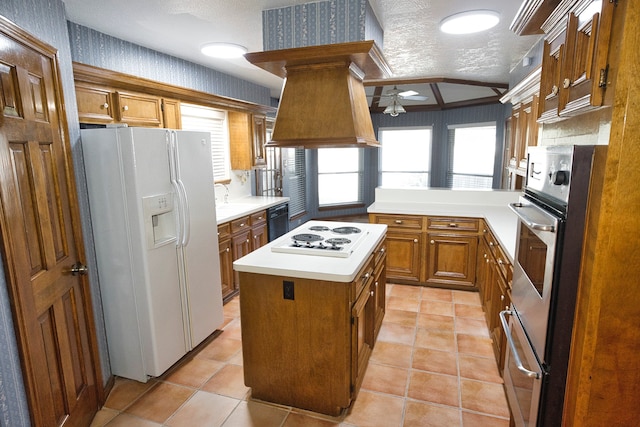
[452, 290, 482, 306]
[343, 390, 404, 427]
[460, 379, 510, 418]
[102, 412, 162, 426]
[221, 400, 290, 427]
[361, 363, 409, 396]
[195, 336, 242, 362]
[454, 304, 486, 320]
[420, 300, 454, 316]
[223, 298, 241, 318]
[89, 407, 119, 426]
[103, 378, 157, 411]
[164, 357, 225, 388]
[415, 328, 457, 352]
[125, 382, 194, 424]
[407, 370, 460, 408]
[461, 410, 511, 426]
[389, 284, 422, 300]
[384, 309, 418, 327]
[412, 347, 458, 376]
[282, 412, 341, 426]
[221, 317, 243, 340]
[387, 296, 421, 312]
[202, 364, 250, 399]
[165, 390, 239, 427]
[456, 334, 495, 358]
[458, 354, 503, 383]
[455, 317, 490, 337]
[417, 313, 455, 332]
[421, 287, 454, 302]
[376, 322, 416, 346]
[370, 341, 413, 368]
[403, 400, 462, 427]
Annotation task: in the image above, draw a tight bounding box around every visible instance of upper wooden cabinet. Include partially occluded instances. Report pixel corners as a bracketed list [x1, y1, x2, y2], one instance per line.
[538, 0, 615, 121]
[115, 90, 163, 127]
[75, 83, 116, 124]
[229, 111, 267, 170]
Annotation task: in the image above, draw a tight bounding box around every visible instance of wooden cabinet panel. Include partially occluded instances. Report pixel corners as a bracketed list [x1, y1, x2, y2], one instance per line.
[427, 217, 479, 232]
[218, 238, 234, 301]
[75, 83, 115, 124]
[385, 231, 423, 283]
[251, 222, 268, 250]
[162, 98, 182, 129]
[115, 91, 163, 127]
[351, 271, 374, 395]
[231, 228, 251, 289]
[426, 234, 477, 289]
[229, 111, 267, 170]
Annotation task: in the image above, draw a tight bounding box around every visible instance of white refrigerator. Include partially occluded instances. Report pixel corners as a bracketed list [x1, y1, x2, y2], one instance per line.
[82, 127, 224, 382]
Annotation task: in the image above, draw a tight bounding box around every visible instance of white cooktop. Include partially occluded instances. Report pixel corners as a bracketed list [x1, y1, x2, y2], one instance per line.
[271, 223, 368, 258]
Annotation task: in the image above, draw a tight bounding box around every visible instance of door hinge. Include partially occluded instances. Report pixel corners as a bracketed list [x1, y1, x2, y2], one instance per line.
[350, 384, 355, 394]
[351, 316, 355, 325]
[598, 66, 609, 88]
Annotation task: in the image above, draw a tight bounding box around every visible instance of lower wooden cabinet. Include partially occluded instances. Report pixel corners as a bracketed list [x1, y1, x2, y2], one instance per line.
[385, 231, 423, 283]
[426, 234, 477, 288]
[218, 210, 267, 302]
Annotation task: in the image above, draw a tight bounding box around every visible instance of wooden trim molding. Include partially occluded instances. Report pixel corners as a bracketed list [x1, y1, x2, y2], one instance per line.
[72, 62, 276, 115]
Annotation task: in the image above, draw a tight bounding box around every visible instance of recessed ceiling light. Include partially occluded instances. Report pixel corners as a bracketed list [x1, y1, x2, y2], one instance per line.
[440, 10, 500, 35]
[201, 42, 247, 59]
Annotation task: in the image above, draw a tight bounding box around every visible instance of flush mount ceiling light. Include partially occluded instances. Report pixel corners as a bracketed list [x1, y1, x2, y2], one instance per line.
[201, 42, 247, 59]
[440, 10, 500, 34]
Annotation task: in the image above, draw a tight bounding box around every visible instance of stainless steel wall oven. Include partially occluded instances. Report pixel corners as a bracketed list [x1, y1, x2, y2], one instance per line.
[504, 145, 603, 426]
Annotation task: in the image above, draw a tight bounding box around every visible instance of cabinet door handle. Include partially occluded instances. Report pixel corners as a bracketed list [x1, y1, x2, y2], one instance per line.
[563, 78, 571, 89]
[430, 240, 435, 244]
[246, 239, 250, 243]
[101, 103, 109, 109]
[240, 223, 245, 227]
[414, 239, 419, 243]
[448, 223, 458, 228]
[498, 259, 504, 265]
[489, 242, 494, 246]
[226, 247, 230, 252]
[122, 105, 129, 111]
[370, 290, 374, 297]
[394, 220, 403, 224]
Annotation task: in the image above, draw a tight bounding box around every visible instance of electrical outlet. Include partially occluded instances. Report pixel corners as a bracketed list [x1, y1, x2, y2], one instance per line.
[283, 281, 294, 300]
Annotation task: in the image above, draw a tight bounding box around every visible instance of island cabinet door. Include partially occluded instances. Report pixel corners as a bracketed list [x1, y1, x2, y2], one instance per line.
[426, 234, 478, 289]
[351, 276, 375, 395]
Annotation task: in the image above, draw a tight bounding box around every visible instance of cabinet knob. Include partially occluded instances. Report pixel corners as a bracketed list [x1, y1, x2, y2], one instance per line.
[370, 290, 374, 297]
[489, 242, 494, 246]
[375, 281, 379, 287]
[415, 239, 420, 243]
[563, 78, 571, 89]
[498, 259, 503, 265]
[258, 216, 263, 220]
[448, 223, 458, 228]
[240, 223, 245, 227]
[361, 272, 371, 281]
[122, 105, 129, 111]
[101, 103, 109, 109]
[430, 240, 435, 244]
[254, 235, 258, 239]
[379, 248, 385, 254]
[226, 248, 230, 252]
[394, 220, 403, 224]
[246, 239, 249, 243]
[551, 85, 559, 96]
[483, 229, 487, 233]
[500, 295, 505, 301]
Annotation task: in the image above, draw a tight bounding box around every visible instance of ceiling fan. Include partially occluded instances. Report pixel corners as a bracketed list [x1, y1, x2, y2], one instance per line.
[370, 86, 429, 117]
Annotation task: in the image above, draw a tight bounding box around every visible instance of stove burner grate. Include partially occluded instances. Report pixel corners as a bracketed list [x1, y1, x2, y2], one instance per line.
[325, 237, 351, 245]
[309, 225, 330, 231]
[292, 233, 323, 242]
[331, 226, 361, 235]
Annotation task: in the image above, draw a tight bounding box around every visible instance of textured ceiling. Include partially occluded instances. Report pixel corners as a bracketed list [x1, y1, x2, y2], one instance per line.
[62, 0, 542, 109]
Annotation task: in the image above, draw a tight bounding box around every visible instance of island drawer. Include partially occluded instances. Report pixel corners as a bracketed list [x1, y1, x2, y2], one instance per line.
[352, 256, 375, 303]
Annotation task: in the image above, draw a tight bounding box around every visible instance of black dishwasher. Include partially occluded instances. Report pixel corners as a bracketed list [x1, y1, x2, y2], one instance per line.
[267, 203, 289, 241]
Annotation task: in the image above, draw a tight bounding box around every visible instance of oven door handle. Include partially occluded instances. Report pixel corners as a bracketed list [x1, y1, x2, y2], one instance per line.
[508, 203, 556, 232]
[500, 310, 540, 379]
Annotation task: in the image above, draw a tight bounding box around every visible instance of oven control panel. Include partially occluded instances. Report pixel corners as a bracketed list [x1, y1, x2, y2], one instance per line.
[526, 146, 574, 205]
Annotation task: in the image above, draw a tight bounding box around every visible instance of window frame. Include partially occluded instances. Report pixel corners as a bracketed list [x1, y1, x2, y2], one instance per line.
[316, 147, 364, 208]
[446, 122, 497, 190]
[378, 126, 433, 188]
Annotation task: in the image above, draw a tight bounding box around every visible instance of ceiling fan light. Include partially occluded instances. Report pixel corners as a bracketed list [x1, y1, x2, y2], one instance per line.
[439, 10, 500, 35]
[384, 101, 406, 117]
[201, 42, 247, 58]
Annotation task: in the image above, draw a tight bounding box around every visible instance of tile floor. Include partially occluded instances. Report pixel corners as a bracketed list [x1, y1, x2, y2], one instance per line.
[90, 284, 510, 426]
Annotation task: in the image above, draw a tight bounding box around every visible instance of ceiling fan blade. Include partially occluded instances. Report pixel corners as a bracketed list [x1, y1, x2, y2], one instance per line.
[398, 89, 418, 97]
[401, 95, 429, 101]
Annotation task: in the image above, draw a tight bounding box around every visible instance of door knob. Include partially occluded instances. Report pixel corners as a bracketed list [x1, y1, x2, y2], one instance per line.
[70, 263, 88, 276]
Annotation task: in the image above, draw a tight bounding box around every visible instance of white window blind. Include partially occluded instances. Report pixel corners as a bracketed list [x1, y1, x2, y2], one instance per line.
[317, 147, 363, 206]
[180, 103, 230, 182]
[379, 127, 432, 187]
[446, 123, 496, 189]
[284, 147, 306, 217]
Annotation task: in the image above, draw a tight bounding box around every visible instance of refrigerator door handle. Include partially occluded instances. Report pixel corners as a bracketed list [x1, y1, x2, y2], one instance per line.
[167, 131, 185, 245]
[177, 178, 190, 246]
[170, 131, 190, 247]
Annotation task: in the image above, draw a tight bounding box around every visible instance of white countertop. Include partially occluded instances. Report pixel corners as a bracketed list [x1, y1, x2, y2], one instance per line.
[215, 196, 289, 224]
[367, 188, 521, 260]
[233, 220, 387, 282]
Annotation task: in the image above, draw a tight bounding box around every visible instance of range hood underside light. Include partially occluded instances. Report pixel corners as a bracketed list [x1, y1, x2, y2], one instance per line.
[245, 41, 391, 148]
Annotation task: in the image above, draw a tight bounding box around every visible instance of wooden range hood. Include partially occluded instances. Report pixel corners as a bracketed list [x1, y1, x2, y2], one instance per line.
[245, 41, 391, 148]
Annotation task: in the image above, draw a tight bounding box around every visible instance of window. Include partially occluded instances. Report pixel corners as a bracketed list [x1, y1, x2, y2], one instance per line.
[379, 127, 432, 187]
[180, 103, 230, 182]
[446, 123, 496, 189]
[317, 147, 362, 206]
[283, 147, 306, 217]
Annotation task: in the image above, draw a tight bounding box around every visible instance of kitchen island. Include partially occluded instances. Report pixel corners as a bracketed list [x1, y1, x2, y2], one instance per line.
[233, 221, 387, 416]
